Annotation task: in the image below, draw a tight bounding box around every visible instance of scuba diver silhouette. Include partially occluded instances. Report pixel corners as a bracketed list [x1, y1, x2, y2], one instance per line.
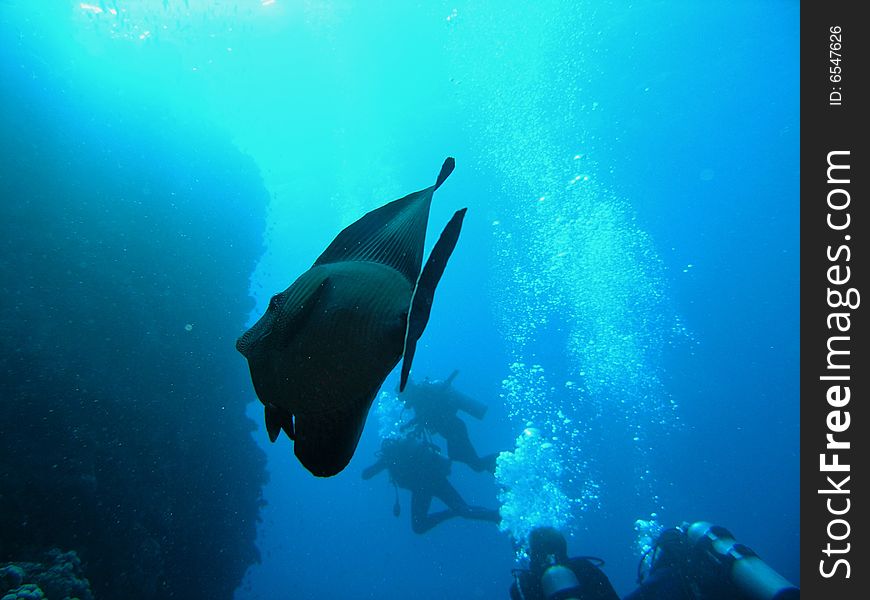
[624, 521, 799, 600]
[400, 370, 499, 473]
[509, 526, 620, 600]
[362, 433, 500, 534]
[509, 523, 799, 600]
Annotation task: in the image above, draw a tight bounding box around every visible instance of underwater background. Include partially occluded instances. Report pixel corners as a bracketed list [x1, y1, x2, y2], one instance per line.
[1, 1, 798, 599]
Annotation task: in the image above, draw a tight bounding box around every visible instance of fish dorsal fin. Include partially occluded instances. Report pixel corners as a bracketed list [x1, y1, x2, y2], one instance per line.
[400, 207, 467, 391]
[313, 158, 456, 284]
[434, 157, 455, 190]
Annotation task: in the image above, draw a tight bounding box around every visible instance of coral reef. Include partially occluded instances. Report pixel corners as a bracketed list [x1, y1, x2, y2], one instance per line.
[0, 13, 269, 600]
[1, 550, 93, 600]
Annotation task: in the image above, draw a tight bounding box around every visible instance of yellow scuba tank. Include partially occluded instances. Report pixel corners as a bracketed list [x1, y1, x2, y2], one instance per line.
[685, 521, 799, 600]
[540, 563, 582, 600]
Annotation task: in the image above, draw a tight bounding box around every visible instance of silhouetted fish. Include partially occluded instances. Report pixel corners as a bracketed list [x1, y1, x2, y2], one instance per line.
[236, 158, 466, 477]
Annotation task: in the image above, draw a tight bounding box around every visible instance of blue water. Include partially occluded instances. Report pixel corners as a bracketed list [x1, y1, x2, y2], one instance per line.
[1, 1, 798, 599]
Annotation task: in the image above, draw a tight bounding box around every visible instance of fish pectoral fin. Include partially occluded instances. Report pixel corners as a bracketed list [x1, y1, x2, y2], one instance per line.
[293, 390, 379, 477]
[264, 403, 295, 442]
[265, 404, 281, 442]
[400, 207, 467, 391]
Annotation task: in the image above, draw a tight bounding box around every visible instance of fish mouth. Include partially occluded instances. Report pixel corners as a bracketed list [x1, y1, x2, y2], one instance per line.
[236, 288, 298, 358]
[236, 321, 273, 357]
[235, 330, 255, 357]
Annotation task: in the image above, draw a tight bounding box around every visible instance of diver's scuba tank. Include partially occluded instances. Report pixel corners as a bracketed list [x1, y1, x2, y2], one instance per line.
[441, 370, 489, 420]
[685, 521, 799, 600]
[540, 560, 582, 600]
[453, 389, 488, 420]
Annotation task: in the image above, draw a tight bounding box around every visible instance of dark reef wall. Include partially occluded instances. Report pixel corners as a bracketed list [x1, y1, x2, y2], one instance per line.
[0, 24, 269, 600]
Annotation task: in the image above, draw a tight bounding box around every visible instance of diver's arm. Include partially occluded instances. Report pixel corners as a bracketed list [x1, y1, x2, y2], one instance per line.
[361, 459, 387, 480]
